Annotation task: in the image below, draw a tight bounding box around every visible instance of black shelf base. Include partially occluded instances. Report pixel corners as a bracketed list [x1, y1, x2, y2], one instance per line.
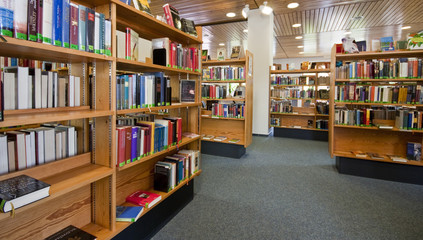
[201, 141, 246, 158]
[112, 179, 195, 240]
[273, 127, 328, 141]
[336, 156, 423, 185]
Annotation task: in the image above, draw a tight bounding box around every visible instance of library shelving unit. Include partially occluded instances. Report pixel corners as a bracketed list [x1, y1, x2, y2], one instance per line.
[200, 51, 253, 158]
[269, 68, 330, 141]
[329, 45, 423, 184]
[0, 1, 203, 239]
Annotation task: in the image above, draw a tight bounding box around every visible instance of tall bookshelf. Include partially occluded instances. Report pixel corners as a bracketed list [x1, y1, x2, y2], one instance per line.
[200, 51, 253, 158]
[329, 45, 423, 184]
[0, 0, 203, 239]
[269, 68, 330, 140]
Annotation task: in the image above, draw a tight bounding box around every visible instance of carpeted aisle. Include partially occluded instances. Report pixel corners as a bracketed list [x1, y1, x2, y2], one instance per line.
[151, 135, 423, 240]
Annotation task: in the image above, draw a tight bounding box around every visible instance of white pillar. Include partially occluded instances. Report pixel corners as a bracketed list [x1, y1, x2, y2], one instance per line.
[247, 9, 273, 135]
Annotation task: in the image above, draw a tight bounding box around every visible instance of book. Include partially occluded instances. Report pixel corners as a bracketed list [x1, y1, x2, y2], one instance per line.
[407, 142, 421, 161]
[181, 18, 197, 37]
[0, 134, 7, 175]
[14, 0, 28, 40]
[94, 12, 100, 54]
[202, 135, 214, 140]
[85, 7, 95, 52]
[137, 0, 151, 14]
[182, 132, 199, 138]
[45, 225, 96, 240]
[52, 0, 63, 46]
[42, 0, 53, 44]
[351, 151, 367, 158]
[201, 49, 208, 61]
[126, 190, 162, 208]
[214, 136, 227, 142]
[380, 36, 394, 52]
[0, 2, 14, 37]
[36, 0, 43, 42]
[99, 13, 105, 55]
[163, 3, 181, 30]
[104, 20, 111, 56]
[367, 152, 384, 160]
[116, 206, 144, 222]
[228, 138, 240, 143]
[78, 5, 86, 51]
[154, 162, 172, 192]
[217, 48, 226, 61]
[230, 45, 241, 59]
[0, 175, 50, 212]
[27, 0, 38, 41]
[180, 79, 195, 102]
[387, 155, 407, 162]
[116, 30, 125, 59]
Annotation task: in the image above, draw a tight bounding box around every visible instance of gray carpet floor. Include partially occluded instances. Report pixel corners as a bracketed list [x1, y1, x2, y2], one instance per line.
[152, 135, 423, 240]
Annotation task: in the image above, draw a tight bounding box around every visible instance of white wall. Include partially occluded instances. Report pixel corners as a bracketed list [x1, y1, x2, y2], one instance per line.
[248, 9, 273, 135]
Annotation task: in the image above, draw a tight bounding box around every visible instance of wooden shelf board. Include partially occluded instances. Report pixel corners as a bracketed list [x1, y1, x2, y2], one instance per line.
[336, 78, 423, 82]
[316, 114, 330, 117]
[201, 80, 246, 83]
[335, 50, 423, 60]
[271, 97, 315, 100]
[271, 85, 315, 87]
[118, 136, 201, 171]
[0, 163, 113, 222]
[272, 126, 328, 131]
[334, 102, 423, 107]
[201, 116, 245, 121]
[0, 110, 113, 128]
[200, 138, 244, 145]
[201, 98, 245, 101]
[334, 151, 423, 167]
[116, 102, 200, 115]
[316, 98, 329, 101]
[270, 69, 330, 74]
[4, 106, 90, 116]
[116, 58, 200, 75]
[113, 0, 201, 45]
[202, 59, 246, 66]
[270, 112, 315, 117]
[334, 124, 423, 133]
[0, 36, 114, 63]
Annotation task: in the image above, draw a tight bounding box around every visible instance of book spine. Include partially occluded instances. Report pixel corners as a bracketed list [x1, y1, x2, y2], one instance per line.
[117, 128, 125, 167]
[0, 68, 3, 122]
[125, 28, 131, 60]
[99, 13, 105, 55]
[27, 0, 38, 41]
[94, 12, 100, 54]
[0, 2, 14, 37]
[61, 0, 70, 48]
[131, 127, 137, 162]
[125, 127, 131, 164]
[52, 0, 62, 46]
[163, 4, 174, 27]
[104, 20, 111, 56]
[78, 5, 86, 51]
[14, 0, 28, 40]
[36, 0, 43, 42]
[85, 7, 95, 52]
[69, 3, 78, 50]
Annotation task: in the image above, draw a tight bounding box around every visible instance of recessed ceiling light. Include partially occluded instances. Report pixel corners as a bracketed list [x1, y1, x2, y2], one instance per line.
[226, 12, 236, 18]
[287, 3, 299, 9]
[297, 46, 304, 48]
[344, 31, 352, 35]
[219, 43, 225, 46]
[352, 16, 364, 21]
[204, 34, 209, 37]
[243, 29, 248, 33]
[295, 36, 303, 39]
[402, 26, 411, 30]
[292, 23, 301, 28]
[299, 52, 304, 54]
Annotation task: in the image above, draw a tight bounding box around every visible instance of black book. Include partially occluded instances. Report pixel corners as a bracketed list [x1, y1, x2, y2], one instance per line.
[85, 8, 95, 53]
[0, 73, 3, 122]
[154, 163, 171, 192]
[155, 76, 161, 106]
[45, 225, 97, 240]
[0, 175, 50, 212]
[166, 77, 172, 106]
[180, 79, 196, 102]
[27, 0, 38, 42]
[181, 18, 197, 37]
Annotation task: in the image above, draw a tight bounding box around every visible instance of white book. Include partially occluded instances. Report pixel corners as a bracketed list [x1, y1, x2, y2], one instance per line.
[33, 128, 45, 165]
[42, 0, 53, 44]
[34, 68, 42, 108]
[14, 0, 28, 40]
[4, 67, 29, 109]
[0, 135, 8, 175]
[128, 75, 133, 108]
[28, 75, 33, 108]
[23, 131, 36, 168]
[61, 129, 67, 158]
[7, 141, 16, 172]
[53, 72, 58, 107]
[55, 125, 75, 157]
[74, 76, 81, 106]
[42, 127, 56, 163]
[47, 71, 53, 108]
[104, 20, 112, 56]
[94, 12, 100, 54]
[7, 131, 26, 170]
[116, 30, 125, 59]
[138, 37, 152, 63]
[140, 128, 144, 157]
[55, 131, 62, 160]
[69, 75, 75, 107]
[3, 72, 16, 110]
[41, 72, 48, 108]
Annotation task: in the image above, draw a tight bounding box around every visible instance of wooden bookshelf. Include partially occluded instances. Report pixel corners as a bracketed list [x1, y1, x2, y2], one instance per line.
[0, 0, 203, 239]
[269, 67, 330, 133]
[200, 52, 254, 149]
[329, 45, 423, 168]
[201, 98, 246, 102]
[200, 138, 245, 146]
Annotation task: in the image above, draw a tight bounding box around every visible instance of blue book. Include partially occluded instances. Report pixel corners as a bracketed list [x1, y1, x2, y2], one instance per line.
[0, 6, 14, 37]
[78, 5, 86, 51]
[116, 206, 143, 222]
[62, 0, 70, 48]
[131, 127, 138, 162]
[124, 75, 129, 109]
[380, 37, 394, 52]
[99, 13, 105, 54]
[52, 0, 63, 46]
[116, 76, 121, 109]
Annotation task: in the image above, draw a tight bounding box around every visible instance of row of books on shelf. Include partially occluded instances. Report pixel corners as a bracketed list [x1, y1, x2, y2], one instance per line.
[116, 115, 183, 167]
[202, 66, 245, 81]
[207, 103, 245, 119]
[201, 84, 227, 99]
[270, 88, 316, 99]
[316, 119, 329, 129]
[0, 57, 69, 70]
[335, 58, 423, 79]
[1, 66, 81, 111]
[270, 76, 330, 86]
[116, 32, 200, 71]
[0, 124, 78, 175]
[0, 1, 112, 55]
[316, 102, 330, 115]
[201, 135, 240, 143]
[270, 99, 305, 110]
[154, 149, 200, 193]
[334, 84, 423, 104]
[350, 142, 421, 162]
[334, 107, 423, 130]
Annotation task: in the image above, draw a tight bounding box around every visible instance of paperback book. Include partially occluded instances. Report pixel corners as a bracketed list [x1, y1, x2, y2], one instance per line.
[45, 225, 96, 240]
[116, 205, 144, 222]
[126, 190, 162, 208]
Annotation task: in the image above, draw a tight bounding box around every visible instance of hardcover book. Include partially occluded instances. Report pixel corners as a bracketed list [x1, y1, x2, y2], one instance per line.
[380, 36, 394, 52]
[0, 1, 14, 37]
[36, 0, 43, 42]
[138, 0, 151, 14]
[52, 0, 62, 46]
[407, 142, 421, 161]
[85, 7, 95, 52]
[61, 0, 70, 48]
[14, 0, 28, 40]
[116, 206, 144, 222]
[0, 175, 50, 212]
[104, 20, 112, 56]
[217, 48, 225, 61]
[45, 225, 96, 240]
[126, 190, 162, 208]
[94, 12, 100, 54]
[180, 79, 195, 102]
[69, 3, 79, 50]
[78, 5, 86, 51]
[27, 0, 38, 41]
[181, 18, 197, 37]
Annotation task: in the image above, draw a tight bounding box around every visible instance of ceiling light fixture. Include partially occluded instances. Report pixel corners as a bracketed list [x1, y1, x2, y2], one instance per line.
[292, 23, 301, 28]
[297, 46, 304, 48]
[226, 12, 236, 18]
[351, 16, 364, 21]
[243, 29, 248, 33]
[242, 4, 249, 19]
[299, 52, 304, 54]
[295, 36, 303, 39]
[402, 26, 411, 30]
[287, 2, 299, 9]
[260, 1, 273, 15]
[344, 31, 352, 35]
[219, 43, 225, 46]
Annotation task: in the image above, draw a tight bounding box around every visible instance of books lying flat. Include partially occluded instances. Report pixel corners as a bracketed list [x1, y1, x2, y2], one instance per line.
[202, 135, 214, 140]
[116, 206, 144, 222]
[214, 136, 227, 142]
[367, 152, 384, 160]
[351, 151, 367, 158]
[228, 138, 240, 143]
[387, 155, 408, 162]
[0, 175, 50, 213]
[45, 225, 96, 240]
[182, 132, 199, 138]
[126, 190, 161, 208]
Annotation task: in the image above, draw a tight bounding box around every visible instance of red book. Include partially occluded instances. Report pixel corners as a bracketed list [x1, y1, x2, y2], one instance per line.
[125, 28, 131, 60]
[168, 120, 173, 146]
[125, 126, 132, 164]
[36, 0, 43, 42]
[126, 190, 162, 208]
[70, 3, 79, 50]
[164, 117, 182, 143]
[116, 127, 126, 167]
[162, 4, 174, 27]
